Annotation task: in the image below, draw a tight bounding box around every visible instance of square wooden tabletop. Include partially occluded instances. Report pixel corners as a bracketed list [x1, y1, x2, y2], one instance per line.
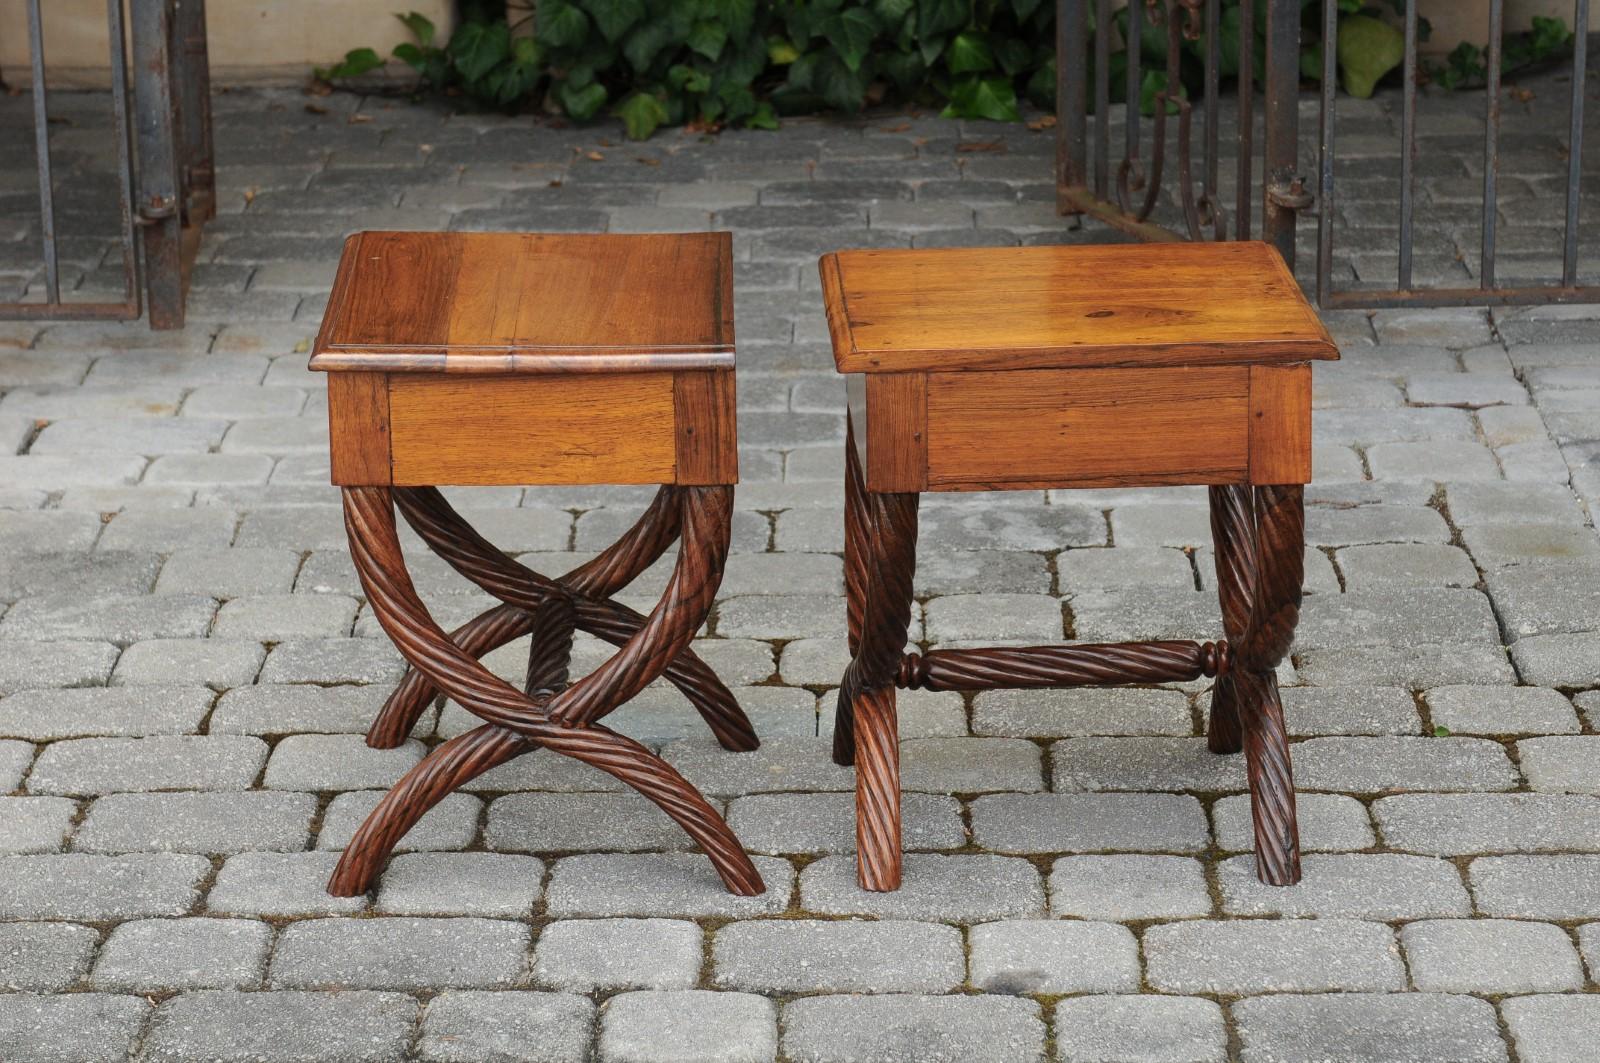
[820, 241, 1338, 374]
[312, 230, 735, 374]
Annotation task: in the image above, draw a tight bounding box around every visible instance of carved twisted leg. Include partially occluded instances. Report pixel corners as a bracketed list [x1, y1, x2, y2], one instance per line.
[838, 477, 919, 892]
[1208, 483, 1304, 886]
[363, 486, 757, 753]
[329, 485, 763, 898]
[834, 414, 872, 766]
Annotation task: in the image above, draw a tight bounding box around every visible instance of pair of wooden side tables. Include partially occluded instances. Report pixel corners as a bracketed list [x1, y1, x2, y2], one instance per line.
[312, 230, 1337, 899]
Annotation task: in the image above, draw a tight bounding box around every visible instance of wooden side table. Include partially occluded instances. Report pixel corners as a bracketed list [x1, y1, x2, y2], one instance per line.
[819, 241, 1340, 892]
[312, 230, 764, 897]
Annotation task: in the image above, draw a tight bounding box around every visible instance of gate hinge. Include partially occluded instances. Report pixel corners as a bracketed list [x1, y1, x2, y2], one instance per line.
[1266, 176, 1314, 211]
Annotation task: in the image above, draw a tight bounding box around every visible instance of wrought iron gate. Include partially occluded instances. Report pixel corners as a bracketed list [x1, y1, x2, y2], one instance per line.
[3, 0, 215, 328]
[1056, 0, 1598, 309]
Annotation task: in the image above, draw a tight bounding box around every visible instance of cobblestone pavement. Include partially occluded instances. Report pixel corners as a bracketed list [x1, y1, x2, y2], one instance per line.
[1, 72, 1599, 1062]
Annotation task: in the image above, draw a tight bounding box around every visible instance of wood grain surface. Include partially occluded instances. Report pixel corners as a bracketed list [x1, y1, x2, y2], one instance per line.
[820, 241, 1338, 373]
[312, 231, 735, 374]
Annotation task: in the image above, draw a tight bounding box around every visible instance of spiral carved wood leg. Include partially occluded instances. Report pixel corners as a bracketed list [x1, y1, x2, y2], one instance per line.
[1206, 485, 1252, 755]
[835, 414, 872, 767]
[526, 590, 576, 696]
[363, 487, 756, 752]
[332, 485, 763, 897]
[1213, 483, 1305, 887]
[840, 486, 919, 892]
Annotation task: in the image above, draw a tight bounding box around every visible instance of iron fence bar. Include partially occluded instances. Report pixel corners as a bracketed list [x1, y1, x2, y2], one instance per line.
[1057, 0, 1088, 213]
[1481, 0, 1503, 290]
[133, 0, 187, 329]
[1202, 0, 1220, 234]
[1321, 285, 1600, 309]
[1398, 0, 1418, 290]
[1261, 0, 1300, 265]
[1235, 0, 1252, 239]
[175, 0, 216, 226]
[1564, 0, 1589, 286]
[25, 0, 59, 303]
[1125, 0, 1141, 177]
[1093, 0, 1111, 197]
[106, 0, 141, 314]
[1315, 0, 1338, 308]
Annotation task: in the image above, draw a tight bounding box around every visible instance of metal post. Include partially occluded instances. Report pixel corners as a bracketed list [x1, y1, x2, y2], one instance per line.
[1262, 0, 1302, 267]
[131, 0, 187, 329]
[1057, 0, 1089, 215]
[174, 0, 216, 225]
[1481, 0, 1504, 290]
[25, 0, 60, 304]
[1563, 0, 1589, 286]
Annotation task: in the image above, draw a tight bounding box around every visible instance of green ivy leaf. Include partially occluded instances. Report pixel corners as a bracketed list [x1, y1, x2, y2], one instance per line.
[707, 0, 757, 38]
[316, 47, 385, 80]
[450, 20, 511, 82]
[744, 100, 779, 129]
[917, 0, 967, 43]
[767, 37, 801, 64]
[537, 0, 592, 50]
[558, 78, 609, 119]
[941, 74, 1019, 122]
[396, 12, 436, 46]
[824, 8, 880, 73]
[946, 31, 994, 74]
[873, 0, 914, 25]
[878, 48, 925, 90]
[993, 36, 1030, 76]
[1337, 13, 1404, 98]
[615, 91, 670, 138]
[1011, 0, 1042, 21]
[587, 0, 645, 42]
[814, 50, 869, 110]
[688, 19, 728, 60]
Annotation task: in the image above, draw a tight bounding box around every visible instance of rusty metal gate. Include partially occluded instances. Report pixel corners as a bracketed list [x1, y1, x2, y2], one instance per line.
[1056, 0, 1598, 309]
[3, 0, 215, 328]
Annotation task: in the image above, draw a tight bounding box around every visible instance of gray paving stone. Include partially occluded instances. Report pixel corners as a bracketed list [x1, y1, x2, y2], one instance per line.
[0, 592, 216, 643]
[259, 637, 407, 684]
[139, 990, 418, 1063]
[1503, 994, 1600, 1063]
[1051, 737, 1247, 792]
[1446, 481, 1589, 526]
[1517, 736, 1600, 792]
[1233, 993, 1507, 1063]
[207, 851, 369, 917]
[900, 737, 1043, 793]
[419, 991, 595, 1063]
[662, 736, 855, 795]
[0, 739, 32, 790]
[782, 994, 1044, 1063]
[1376, 792, 1600, 855]
[97, 507, 238, 551]
[0, 641, 119, 693]
[602, 990, 777, 1063]
[1427, 685, 1579, 735]
[916, 548, 1051, 595]
[1052, 995, 1226, 1063]
[924, 593, 1063, 642]
[154, 547, 303, 596]
[486, 792, 699, 852]
[1337, 543, 1479, 588]
[1048, 854, 1210, 919]
[0, 993, 150, 1063]
[1279, 686, 1421, 736]
[1402, 918, 1582, 993]
[1296, 588, 1501, 649]
[1153, 918, 1404, 996]
[92, 917, 272, 991]
[800, 853, 1043, 923]
[1292, 736, 1519, 793]
[1464, 523, 1600, 568]
[1294, 641, 1518, 688]
[0, 512, 103, 553]
[0, 797, 77, 854]
[1470, 855, 1600, 918]
[918, 504, 1104, 550]
[972, 687, 1192, 738]
[271, 916, 528, 990]
[210, 684, 396, 736]
[534, 918, 702, 992]
[969, 919, 1139, 994]
[263, 734, 423, 791]
[1302, 503, 1451, 545]
[373, 853, 543, 917]
[1213, 792, 1376, 852]
[1513, 631, 1600, 690]
[971, 792, 1209, 854]
[0, 922, 98, 990]
[27, 735, 267, 795]
[0, 685, 212, 740]
[1219, 853, 1470, 918]
[110, 638, 264, 687]
[74, 790, 314, 854]
[714, 919, 963, 993]
[319, 790, 480, 853]
[0, 853, 208, 919]
[726, 791, 966, 854]
[545, 854, 794, 918]
[213, 594, 359, 640]
[1484, 562, 1600, 640]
